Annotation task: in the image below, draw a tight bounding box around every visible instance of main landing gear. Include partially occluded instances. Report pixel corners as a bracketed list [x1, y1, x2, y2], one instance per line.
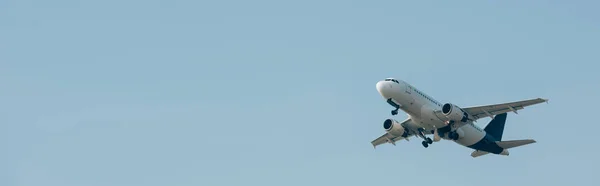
[444, 120, 460, 141]
[447, 131, 460, 140]
[421, 138, 433, 148]
[417, 128, 433, 148]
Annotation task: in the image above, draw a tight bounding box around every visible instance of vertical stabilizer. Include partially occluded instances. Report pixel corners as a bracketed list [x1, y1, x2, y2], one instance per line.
[484, 113, 507, 141]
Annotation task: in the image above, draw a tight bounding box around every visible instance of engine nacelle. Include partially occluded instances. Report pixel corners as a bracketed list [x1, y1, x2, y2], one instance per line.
[383, 119, 408, 137]
[441, 103, 469, 122]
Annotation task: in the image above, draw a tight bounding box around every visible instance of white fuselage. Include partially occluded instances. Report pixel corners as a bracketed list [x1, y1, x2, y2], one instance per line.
[376, 78, 487, 147]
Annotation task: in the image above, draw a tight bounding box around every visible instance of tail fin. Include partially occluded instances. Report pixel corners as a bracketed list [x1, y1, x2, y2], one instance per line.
[495, 139, 536, 149]
[484, 113, 507, 141]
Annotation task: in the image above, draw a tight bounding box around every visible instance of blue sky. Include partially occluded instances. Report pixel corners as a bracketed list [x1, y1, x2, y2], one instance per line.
[2, 1, 599, 185]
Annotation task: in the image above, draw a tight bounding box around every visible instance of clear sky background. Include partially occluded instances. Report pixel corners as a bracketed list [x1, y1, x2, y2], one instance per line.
[2, 1, 599, 186]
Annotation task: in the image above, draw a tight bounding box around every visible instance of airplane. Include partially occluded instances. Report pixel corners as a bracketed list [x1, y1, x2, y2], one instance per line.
[371, 78, 547, 157]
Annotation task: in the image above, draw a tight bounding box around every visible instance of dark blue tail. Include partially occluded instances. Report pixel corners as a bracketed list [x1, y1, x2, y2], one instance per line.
[484, 113, 507, 141]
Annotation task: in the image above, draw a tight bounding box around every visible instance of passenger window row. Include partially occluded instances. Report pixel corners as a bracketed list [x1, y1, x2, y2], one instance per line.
[409, 86, 442, 107]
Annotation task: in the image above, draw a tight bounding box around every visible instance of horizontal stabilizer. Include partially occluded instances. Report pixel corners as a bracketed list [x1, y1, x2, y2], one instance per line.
[496, 139, 536, 149]
[471, 150, 490, 158]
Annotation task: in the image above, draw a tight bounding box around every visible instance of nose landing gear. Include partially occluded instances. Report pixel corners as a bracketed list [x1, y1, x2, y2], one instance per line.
[386, 98, 401, 116]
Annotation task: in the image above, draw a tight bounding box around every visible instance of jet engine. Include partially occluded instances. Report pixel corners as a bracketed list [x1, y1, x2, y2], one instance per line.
[383, 119, 408, 137]
[441, 103, 469, 122]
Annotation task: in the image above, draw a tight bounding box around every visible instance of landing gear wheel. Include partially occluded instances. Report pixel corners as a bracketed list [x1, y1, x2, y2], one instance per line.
[422, 141, 429, 148]
[426, 137, 433, 144]
[449, 132, 459, 140]
[391, 110, 398, 115]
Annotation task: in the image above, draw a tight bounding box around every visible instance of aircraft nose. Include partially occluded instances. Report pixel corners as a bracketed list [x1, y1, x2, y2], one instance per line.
[376, 81, 392, 98]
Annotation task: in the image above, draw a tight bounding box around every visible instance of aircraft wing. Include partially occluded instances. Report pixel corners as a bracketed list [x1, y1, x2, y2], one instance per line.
[371, 118, 414, 148]
[463, 98, 548, 120]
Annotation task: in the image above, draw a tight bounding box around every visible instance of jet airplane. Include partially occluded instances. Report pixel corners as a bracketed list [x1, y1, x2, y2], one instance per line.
[371, 78, 547, 157]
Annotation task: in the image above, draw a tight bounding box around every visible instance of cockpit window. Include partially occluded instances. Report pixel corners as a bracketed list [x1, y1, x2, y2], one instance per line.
[384, 78, 399, 84]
